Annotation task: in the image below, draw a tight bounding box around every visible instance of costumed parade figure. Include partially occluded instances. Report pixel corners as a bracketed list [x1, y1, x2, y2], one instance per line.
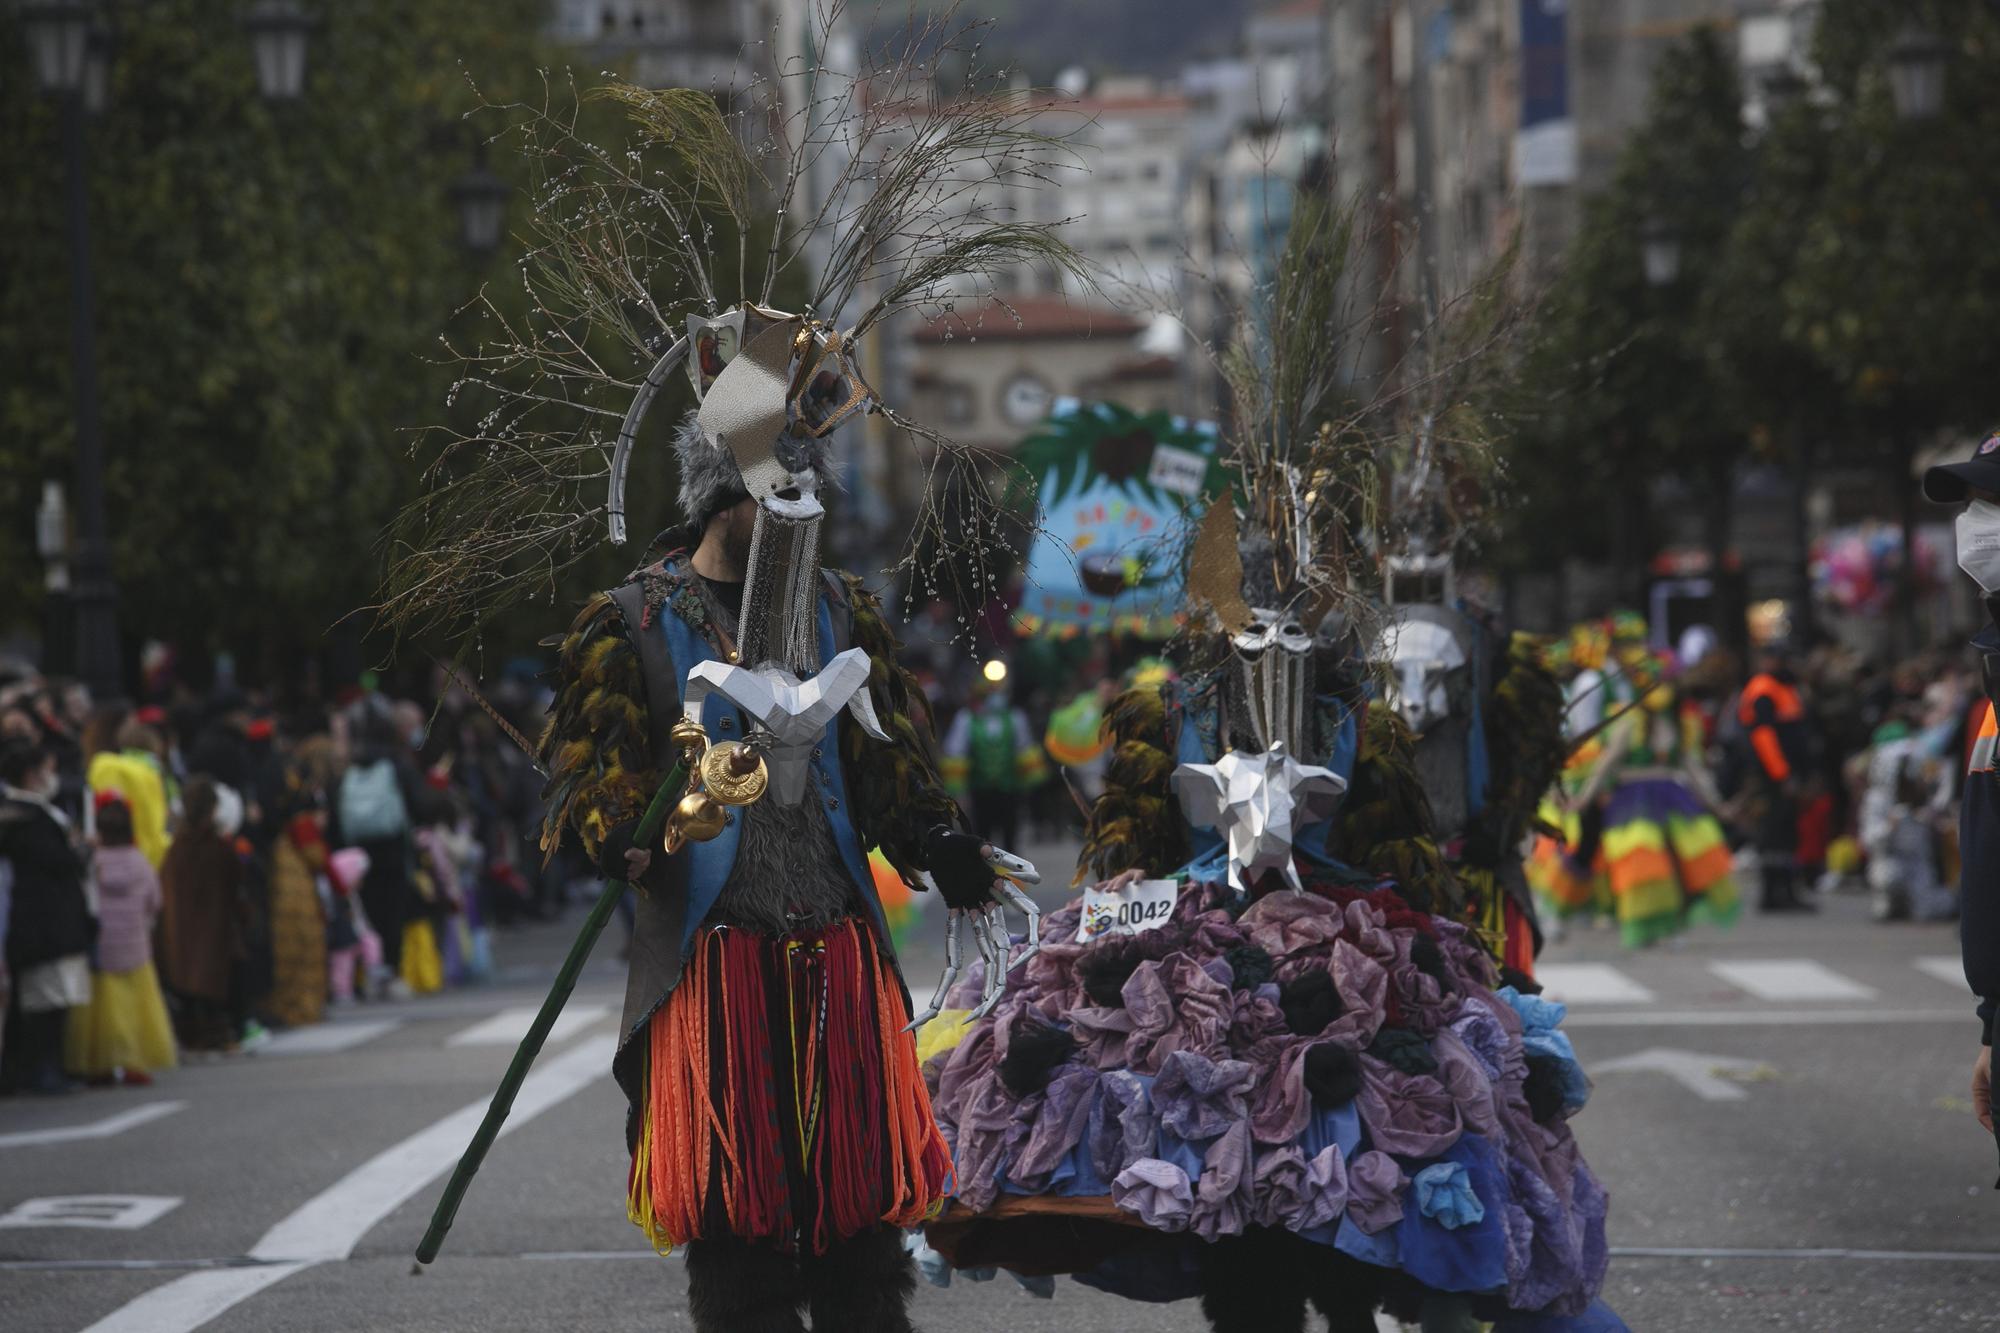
[1372, 433, 1567, 980]
[1531, 626, 1738, 948]
[378, 36, 1084, 1330]
[918, 193, 1623, 1332]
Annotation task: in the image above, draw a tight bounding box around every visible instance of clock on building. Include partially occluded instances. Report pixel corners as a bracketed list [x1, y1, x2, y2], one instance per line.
[999, 371, 1053, 427]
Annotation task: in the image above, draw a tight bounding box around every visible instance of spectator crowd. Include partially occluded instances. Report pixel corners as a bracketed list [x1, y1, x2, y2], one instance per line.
[0, 661, 565, 1095]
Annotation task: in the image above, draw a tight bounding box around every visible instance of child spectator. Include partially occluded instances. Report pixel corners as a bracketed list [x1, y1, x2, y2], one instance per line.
[66, 796, 177, 1084]
[157, 778, 244, 1053]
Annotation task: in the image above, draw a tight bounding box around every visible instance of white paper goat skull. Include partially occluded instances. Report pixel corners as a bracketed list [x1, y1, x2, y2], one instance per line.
[1172, 743, 1347, 895]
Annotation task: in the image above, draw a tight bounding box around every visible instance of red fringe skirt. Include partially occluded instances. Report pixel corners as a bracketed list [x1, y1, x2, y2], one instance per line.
[627, 917, 952, 1255]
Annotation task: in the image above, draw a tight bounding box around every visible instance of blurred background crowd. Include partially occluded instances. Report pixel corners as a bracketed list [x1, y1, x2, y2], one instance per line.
[0, 661, 561, 1094]
[6, 581, 1985, 1096]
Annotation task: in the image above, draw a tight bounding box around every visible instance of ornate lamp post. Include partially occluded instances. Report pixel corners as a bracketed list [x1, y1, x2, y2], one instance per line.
[13, 1, 317, 696]
[243, 0, 316, 102]
[1886, 24, 1948, 123]
[19, 0, 119, 697]
[1640, 216, 1683, 288]
[451, 158, 510, 255]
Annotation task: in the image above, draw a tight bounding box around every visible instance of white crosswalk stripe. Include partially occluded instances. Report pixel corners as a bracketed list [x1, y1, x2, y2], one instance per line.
[260, 1020, 402, 1057]
[1534, 962, 1657, 1006]
[1706, 959, 1876, 1002]
[1915, 955, 1966, 988]
[447, 1004, 609, 1048]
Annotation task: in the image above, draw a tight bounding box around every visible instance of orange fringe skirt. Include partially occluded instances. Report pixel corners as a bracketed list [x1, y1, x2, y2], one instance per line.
[627, 917, 952, 1256]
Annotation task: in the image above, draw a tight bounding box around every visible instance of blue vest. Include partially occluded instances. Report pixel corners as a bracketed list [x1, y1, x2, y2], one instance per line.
[651, 568, 893, 959]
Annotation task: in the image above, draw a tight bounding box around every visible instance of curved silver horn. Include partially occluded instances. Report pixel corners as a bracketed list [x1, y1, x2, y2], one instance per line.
[607, 335, 691, 545]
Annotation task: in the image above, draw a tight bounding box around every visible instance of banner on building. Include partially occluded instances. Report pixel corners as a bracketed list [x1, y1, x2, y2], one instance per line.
[1516, 0, 1576, 186]
[1014, 400, 1226, 638]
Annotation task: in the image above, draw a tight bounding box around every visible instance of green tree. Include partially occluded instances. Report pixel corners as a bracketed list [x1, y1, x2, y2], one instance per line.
[1785, 0, 2000, 645]
[1504, 26, 1750, 635]
[0, 0, 551, 684]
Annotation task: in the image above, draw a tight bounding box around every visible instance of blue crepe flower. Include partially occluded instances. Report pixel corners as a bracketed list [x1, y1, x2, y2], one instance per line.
[1497, 986, 1590, 1114]
[1413, 1161, 1486, 1230]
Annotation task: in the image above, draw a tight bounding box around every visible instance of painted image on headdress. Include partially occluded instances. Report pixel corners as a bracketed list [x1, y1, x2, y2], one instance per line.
[684, 309, 746, 401]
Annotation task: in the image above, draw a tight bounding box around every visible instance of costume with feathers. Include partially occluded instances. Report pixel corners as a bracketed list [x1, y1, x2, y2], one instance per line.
[382, 36, 1089, 1330]
[917, 192, 1620, 1331]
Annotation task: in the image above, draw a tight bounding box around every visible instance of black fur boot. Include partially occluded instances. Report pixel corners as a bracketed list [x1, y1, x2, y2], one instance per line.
[800, 1225, 918, 1332]
[685, 1235, 808, 1333]
[1304, 1245, 1386, 1333]
[1200, 1229, 1309, 1333]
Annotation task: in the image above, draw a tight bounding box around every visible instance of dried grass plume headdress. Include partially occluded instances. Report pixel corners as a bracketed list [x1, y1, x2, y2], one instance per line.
[376, 4, 1087, 651]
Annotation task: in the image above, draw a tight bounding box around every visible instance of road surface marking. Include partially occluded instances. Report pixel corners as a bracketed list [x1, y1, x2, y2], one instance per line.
[1708, 959, 1876, 1002]
[0, 1196, 182, 1230]
[79, 1033, 616, 1333]
[447, 1004, 608, 1048]
[1613, 1246, 2000, 1263]
[1591, 1048, 1768, 1101]
[0, 1100, 185, 1149]
[260, 1020, 401, 1057]
[1566, 1007, 1959, 1028]
[1916, 955, 1966, 988]
[1534, 963, 1656, 1005]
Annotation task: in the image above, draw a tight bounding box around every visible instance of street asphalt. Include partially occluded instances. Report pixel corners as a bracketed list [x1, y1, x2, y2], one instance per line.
[3, 840, 1996, 1332]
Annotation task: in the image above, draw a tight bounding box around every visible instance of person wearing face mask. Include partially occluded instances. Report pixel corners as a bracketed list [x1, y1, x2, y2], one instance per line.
[0, 741, 96, 1094]
[1922, 433, 2000, 1166]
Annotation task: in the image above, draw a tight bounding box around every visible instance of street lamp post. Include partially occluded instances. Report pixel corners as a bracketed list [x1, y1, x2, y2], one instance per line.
[450, 158, 511, 255]
[1887, 24, 1948, 123]
[243, 0, 315, 102]
[1640, 217, 1682, 288]
[15, 1, 318, 698]
[21, 0, 120, 698]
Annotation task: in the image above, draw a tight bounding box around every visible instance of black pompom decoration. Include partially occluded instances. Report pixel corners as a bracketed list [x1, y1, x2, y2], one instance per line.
[1302, 1042, 1365, 1107]
[1367, 1027, 1439, 1076]
[1278, 968, 1344, 1037]
[1408, 935, 1453, 993]
[1523, 1054, 1567, 1123]
[998, 1013, 1077, 1099]
[1498, 966, 1543, 996]
[1078, 946, 1144, 1009]
[1225, 945, 1276, 993]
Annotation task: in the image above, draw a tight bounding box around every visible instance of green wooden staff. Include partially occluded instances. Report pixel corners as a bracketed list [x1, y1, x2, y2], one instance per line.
[415, 751, 694, 1265]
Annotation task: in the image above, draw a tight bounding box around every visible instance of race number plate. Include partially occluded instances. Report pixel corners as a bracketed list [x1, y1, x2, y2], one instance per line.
[1076, 878, 1180, 943]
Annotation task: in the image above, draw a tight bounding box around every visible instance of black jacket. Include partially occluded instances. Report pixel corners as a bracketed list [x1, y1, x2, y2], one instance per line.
[1962, 625, 2000, 1042]
[0, 794, 95, 972]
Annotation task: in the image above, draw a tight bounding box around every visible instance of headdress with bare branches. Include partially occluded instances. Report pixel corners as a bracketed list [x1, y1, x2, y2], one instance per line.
[375, 3, 1087, 653]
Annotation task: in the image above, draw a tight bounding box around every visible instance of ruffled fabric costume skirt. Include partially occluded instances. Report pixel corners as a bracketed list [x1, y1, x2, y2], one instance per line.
[1527, 799, 1611, 922]
[1600, 776, 1739, 948]
[921, 850, 1616, 1325]
[65, 962, 178, 1077]
[627, 917, 953, 1256]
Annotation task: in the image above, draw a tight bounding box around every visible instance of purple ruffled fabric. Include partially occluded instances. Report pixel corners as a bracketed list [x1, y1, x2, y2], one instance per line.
[923, 868, 1613, 1315]
[1112, 1157, 1194, 1232]
[1355, 1054, 1464, 1158]
[1154, 1050, 1259, 1140]
[1087, 1069, 1158, 1182]
[1123, 954, 1233, 1074]
[1345, 1149, 1407, 1234]
[1190, 1120, 1256, 1240]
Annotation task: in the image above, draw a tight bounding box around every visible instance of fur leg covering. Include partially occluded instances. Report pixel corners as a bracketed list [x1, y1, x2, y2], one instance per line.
[1304, 1244, 1387, 1333]
[800, 1225, 918, 1333]
[1199, 1229, 1309, 1333]
[685, 1236, 807, 1333]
